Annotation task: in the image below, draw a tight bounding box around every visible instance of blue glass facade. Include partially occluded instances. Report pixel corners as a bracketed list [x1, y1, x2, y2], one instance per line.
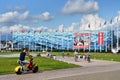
[13, 30, 113, 50]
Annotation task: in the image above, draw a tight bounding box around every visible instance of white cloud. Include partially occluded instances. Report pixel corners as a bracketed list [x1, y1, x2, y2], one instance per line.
[58, 24, 64, 32]
[62, 0, 99, 14]
[0, 24, 49, 33]
[118, 11, 120, 15]
[0, 11, 19, 23]
[20, 11, 29, 20]
[65, 23, 78, 32]
[9, 24, 22, 31]
[0, 24, 26, 32]
[79, 11, 120, 36]
[80, 14, 104, 30]
[40, 12, 54, 21]
[0, 11, 40, 26]
[31, 26, 48, 31]
[101, 11, 120, 34]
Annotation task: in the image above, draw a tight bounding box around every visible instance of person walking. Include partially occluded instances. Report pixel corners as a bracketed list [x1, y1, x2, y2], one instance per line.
[83, 52, 87, 61]
[62, 51, 64, 58]
[74, 50, 78, 62]
[87, 51, 91, 63]
[67, 51, 70, 57]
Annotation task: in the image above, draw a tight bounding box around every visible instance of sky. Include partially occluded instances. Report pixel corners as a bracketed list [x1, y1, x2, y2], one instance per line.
[0, 0, 120, 32]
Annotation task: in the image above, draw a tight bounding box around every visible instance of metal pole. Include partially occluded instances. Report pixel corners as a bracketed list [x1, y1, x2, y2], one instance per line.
[41, 37, 43, 51]
[83, 31, 85, 52]
[67, 39, 69, 51]
[89, 31, 91, 52]
[0, 33, 1, 51]
[73, 36, 74, 51]
[6, 33, 7, 51]
[105, 28, 108, 52]
[18, 33, 19, 51]
[117, 26, 119, 51]
[77, 36, 79, 52]
[94, 21, 96, 52]
[34, 40, 36, 52]
[94, 31, 96, 52]
[46, 39, 47, 51]
[62, 37, 63, 50]
[11, 32, 13, 51]
[29, 33, 30, 51]
[51, 42, 52, 52]
[57, 37, 59, 50]
[111, 26, 113, 52]
[100, 32, 102, 52]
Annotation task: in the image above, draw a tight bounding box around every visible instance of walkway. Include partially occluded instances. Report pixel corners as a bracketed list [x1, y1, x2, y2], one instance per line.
[0, 54, 120, 80]
[55, 56, 119, 67]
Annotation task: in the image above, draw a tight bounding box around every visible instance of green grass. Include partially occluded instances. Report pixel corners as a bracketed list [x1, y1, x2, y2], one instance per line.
[90, 53, 120, 62]
[0, 57, 79, 75]
[1, 51, 120, 74]
[34, 57, 79, 70]
[0, 57, 18, 74]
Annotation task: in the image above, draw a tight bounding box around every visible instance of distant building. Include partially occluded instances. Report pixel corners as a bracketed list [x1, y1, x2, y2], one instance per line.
[12, 30, 115, 51]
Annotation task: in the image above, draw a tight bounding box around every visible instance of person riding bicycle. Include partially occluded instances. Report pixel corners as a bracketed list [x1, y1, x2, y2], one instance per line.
[19, 48, 31, 65]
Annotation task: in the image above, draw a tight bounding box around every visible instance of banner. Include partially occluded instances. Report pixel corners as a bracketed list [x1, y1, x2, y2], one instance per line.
[73, 33, 91, 49]
[98, 32, 104, 45]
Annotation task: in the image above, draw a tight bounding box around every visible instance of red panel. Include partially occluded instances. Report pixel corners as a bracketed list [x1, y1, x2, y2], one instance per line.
[98, 32, 104, 45]
[73, 45, 89, 48]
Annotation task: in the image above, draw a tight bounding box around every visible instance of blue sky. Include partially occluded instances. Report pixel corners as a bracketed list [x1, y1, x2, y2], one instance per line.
[0, 0, 120, 32]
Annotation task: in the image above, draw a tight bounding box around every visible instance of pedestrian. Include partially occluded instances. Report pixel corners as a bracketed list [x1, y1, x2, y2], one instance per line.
[62, 51, 64, 58]
[74, 50, 78, 62]
[87, 52, 91, 62]
[67, 51, 70, 57]
[37, 52, 41, 57]
[83, 52, 87, 61]
[46, 51, 49, 57]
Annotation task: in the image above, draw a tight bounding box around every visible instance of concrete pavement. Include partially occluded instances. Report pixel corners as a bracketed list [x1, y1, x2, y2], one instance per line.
[50, 70, 120, 80]
[0, 54, 120, 80]
[55, 56, 119, 67]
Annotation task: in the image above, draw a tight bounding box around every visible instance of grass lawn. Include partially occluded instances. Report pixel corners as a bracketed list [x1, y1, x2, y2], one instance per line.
[0, 57, 79, 75]
[1, 51, 120, 75]
[90, 53, 120, 62]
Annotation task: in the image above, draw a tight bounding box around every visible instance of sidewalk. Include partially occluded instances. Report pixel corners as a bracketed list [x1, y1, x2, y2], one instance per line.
[50, 55, 120, 67]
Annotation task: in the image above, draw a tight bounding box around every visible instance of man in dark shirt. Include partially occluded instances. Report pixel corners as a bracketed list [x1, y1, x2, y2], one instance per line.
[19, 48, 31, 65]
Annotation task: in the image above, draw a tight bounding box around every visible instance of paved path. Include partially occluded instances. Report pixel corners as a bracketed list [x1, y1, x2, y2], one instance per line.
[0, 54, 120, 80]
[55, 56, 119, 67]
[50, 70, 120, 80]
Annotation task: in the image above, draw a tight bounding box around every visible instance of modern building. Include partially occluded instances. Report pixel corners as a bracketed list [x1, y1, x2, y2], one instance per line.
[12, 30, 115, 51]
